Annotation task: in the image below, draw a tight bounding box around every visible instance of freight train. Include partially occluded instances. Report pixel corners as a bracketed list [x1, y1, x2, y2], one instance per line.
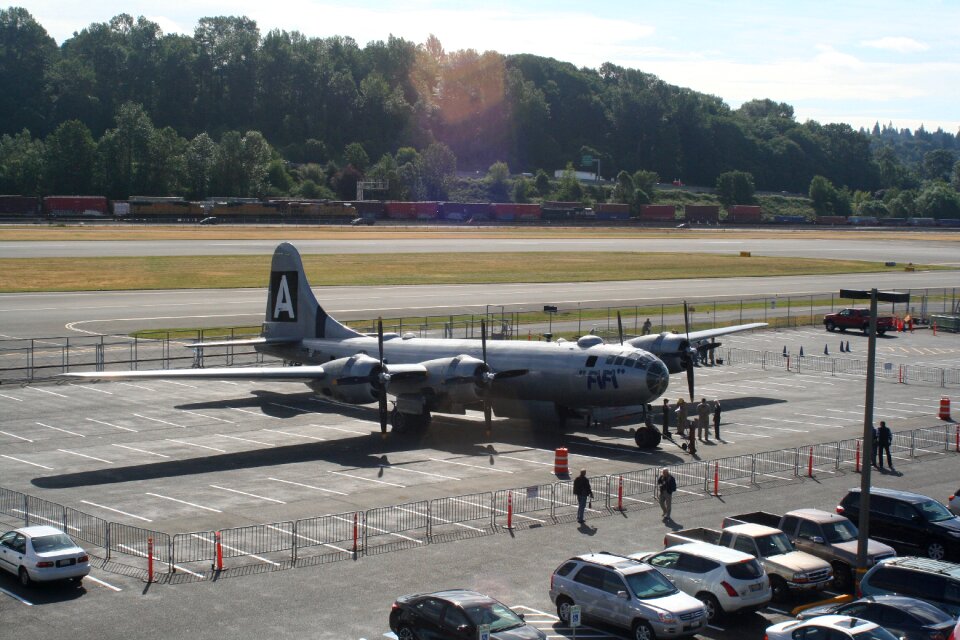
[0, 195, 957, 227]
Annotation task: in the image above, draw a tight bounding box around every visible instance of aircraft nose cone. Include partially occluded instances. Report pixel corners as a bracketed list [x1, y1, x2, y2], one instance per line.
[646, 360, 670, 397]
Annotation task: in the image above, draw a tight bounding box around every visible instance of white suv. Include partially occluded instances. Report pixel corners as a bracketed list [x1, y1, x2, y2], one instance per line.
[633, 543, 771, 621]
[549, 552, 707, 640]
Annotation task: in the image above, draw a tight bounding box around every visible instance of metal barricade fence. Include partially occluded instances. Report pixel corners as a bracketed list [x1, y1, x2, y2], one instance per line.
[65, 506, 108, 551]
[363, 501, 429, 553]
[670, 461, 708, 501]
[173, 531, 216, 566]
[552, 476, 610, 521]
[428, 492, 494, 541]
[0, 487, 22, 520]
[807, 442, 843, 476]
[492, 484, 554, 529]
[108, 523, 171, 573]
[216, 522, 293, 568]
[710, 454, 754, 495]
[837, 439, 862, 472]
[612, 468, 658, 511]
[914, 425, 953, 454]
[294, 511, 362, 560]
[25, 494, 67, 529]
[752, 448, 799, 486]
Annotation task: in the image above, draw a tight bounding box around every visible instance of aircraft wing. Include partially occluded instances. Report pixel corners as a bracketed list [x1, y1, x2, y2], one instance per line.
[186, 338, 297, 348]
[684, 322, 768, 343]
[64, 365, 329, 382]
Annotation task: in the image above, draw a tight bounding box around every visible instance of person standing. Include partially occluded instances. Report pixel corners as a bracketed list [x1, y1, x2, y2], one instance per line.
[697, 398, 710, 441]
[642, 318, 652, 335]
[573, 469, 593, 524]
[713, 400, 722, 439]
[877, 421, 894, 470]
[674, 399, 687, 437]
[661, 398, 671, 437]
[657, 468, 677, 520]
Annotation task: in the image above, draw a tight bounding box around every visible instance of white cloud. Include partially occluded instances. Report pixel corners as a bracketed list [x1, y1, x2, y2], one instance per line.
[861, 36, 929, 53]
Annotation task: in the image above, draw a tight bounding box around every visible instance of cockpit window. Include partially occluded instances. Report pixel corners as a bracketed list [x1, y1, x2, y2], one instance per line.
[585, 356, 598, 367]
[614, 356, 625, 365]
[606, 356, 615, 364]
[624, 358, 636, 367]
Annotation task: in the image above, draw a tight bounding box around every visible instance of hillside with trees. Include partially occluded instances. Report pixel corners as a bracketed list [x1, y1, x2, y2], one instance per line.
[1, 7, 959, 218]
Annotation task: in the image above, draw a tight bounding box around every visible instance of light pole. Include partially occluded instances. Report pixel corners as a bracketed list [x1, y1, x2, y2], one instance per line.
[838, 288, 909, 581]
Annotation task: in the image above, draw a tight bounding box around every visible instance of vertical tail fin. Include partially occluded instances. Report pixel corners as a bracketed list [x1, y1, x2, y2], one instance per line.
[262, 242, 360, 341]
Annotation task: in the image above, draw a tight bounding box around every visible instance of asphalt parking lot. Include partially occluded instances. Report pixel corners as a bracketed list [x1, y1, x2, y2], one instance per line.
[0, 325, 957, 639]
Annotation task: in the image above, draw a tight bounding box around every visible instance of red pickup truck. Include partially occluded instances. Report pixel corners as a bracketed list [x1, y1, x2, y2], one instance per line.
[823, 308, 894, 335]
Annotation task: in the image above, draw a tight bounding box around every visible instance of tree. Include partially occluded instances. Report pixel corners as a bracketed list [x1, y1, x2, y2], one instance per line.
[555, 163, 583, 201]
[808, 175, 837, 215]
[486, 161, 510, 201]
[420, 142, 456, 200]
[534, 169, 551, 196]
[0, 130, 45, 195]
[44, 120, 96, 194]
[715, 170, 755, 206]
[97, 102, 155, 197]
[915, 182, 960, 219]
[186, 133, 216, 200]
[631, 170, 659, 200]
[512, 176, 533, 203]
[0, 8, 57, 136]
[923, 149, 956, 181]
[344, 142, 369, 172]
[612, 170, 634, 204]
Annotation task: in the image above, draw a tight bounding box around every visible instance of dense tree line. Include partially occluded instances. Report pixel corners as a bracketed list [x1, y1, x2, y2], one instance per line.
[1, 7, 959, 216]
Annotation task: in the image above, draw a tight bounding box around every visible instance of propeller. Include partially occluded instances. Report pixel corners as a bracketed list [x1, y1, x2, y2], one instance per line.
[481, 320, 492, 437]
[617, 311, 624, 345]
[377, 318, 389, 436]
[682, 301, 695, 402]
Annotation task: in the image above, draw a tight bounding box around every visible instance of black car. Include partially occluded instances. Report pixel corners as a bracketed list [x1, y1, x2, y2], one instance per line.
[389, 589, 546, 640]
[837, 488, 960, 561]
[796, 595, 956, 640]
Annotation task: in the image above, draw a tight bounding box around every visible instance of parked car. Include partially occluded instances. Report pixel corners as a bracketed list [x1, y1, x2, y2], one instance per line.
[796, 595, 956, 640]
[726, 509, 896, 591]
[836, 488, 960, 561]
[0, 525, 91, 586]
[823, 308, 894, 335]
[388, 589, 546, 640]
[765, 615, 900, 640]
[859, 557, 960, 617]
[632, 542, 771, 621]
[550, 552, 707, 640]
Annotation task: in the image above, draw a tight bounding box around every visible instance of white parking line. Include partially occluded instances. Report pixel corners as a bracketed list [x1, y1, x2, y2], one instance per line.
[0, 430, 32, 442]
[209, 484, 286, 504]
[83, 575, 122, 591]
[217, 433, 274, 447]
[58, 449, 114, 464]
[27, 386, 68, 398]
[36, 421, 85, 437]
[189, 533, 280, 567]
[81, 500, 152, 522]
[69, 383, 113, 395]
[307, 423, 368, 436]
[183, 410, 234, 424]
[0, 454, 54, 470]
[230, 406, 280, 419]
[87, 417, 138, 432]
[0, 392, 23, 401]
[0, 586, 33, 605]
[330, 470, 406, 488]
[119, 382, 154, 391]
[112, 443, 170, 458]
[146, 492, 222, 513]
[267, 477, 348, 496]
[166, 439, 227, 453]
[262, 428, 326, 441]
[133, 413, 185, 428]
[498, 454, 554, 467]
[117, 542, 205, 579]
[430, 456, 514, 473]
[161, 380, 198, 389]
[378, 464, 460, 481]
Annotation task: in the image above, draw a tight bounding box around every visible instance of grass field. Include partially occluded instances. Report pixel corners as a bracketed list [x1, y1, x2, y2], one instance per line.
[0, 251, 932, 293]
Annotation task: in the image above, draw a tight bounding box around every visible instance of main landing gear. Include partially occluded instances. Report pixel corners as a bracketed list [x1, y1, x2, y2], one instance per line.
[390, 407, 431, 433]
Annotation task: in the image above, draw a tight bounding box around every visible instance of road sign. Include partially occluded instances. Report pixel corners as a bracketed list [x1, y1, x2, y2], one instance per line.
[581, 155, 593, 166]
[570, 604, 581, 627]
[478, 623, 490, 640]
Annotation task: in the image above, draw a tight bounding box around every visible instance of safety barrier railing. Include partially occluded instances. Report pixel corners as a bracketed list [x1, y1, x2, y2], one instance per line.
[3, 424, 959, 580]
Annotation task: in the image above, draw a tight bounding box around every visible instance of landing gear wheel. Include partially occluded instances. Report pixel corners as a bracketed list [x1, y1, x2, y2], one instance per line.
[390, 408, 407, 433]
[634, 426, 663, 449]
[632, 620, 655, 640]
[926, 541, 946, 560]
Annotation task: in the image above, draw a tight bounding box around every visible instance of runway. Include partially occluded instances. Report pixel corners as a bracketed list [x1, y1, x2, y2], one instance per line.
[3, 236, 960, 264]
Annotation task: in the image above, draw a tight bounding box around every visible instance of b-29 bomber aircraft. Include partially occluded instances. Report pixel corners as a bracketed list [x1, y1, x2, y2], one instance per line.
[67, 242, 763, 448]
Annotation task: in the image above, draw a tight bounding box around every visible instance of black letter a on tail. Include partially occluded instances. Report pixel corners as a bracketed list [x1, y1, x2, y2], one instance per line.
[269, 271, 298, 322]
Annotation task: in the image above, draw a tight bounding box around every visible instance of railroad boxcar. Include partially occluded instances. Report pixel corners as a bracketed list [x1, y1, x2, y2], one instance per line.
[638, 204, 677, 222]
[43, 195, 109, 217]
[726, 205, 762, 224]
[814, 215, 848, 225]
[384, 201, 418, 220]
[684, 204, 720, 224]
[490, 203, 540, 222]
[413, 201, 440, 220]
[593, 203, 631, 221]
[349, 200, 386, 219]
[541, 200, 582, 221]
[0, 195, 40, 216]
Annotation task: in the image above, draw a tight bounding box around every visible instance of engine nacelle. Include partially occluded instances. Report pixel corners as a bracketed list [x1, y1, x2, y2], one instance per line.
[388, 355, 486, 404]
[308, 354, 380, 405]
[628, 333, 689, 373]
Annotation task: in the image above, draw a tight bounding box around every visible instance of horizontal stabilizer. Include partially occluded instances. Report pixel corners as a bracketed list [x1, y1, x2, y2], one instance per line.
[64, 365, 328, 382]
[186, 337, 298, 349]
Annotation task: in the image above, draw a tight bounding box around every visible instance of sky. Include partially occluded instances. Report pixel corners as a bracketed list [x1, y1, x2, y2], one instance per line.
[16, 0, 960, 134]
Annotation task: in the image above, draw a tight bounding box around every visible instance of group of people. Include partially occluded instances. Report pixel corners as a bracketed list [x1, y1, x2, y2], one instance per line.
[573, 467, 679, 524]
[657, 397, 722, 455]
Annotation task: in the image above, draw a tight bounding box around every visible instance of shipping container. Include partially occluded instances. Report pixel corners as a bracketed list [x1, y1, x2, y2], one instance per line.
[490, 203, 540, 221]
[43, 195, 109, 217]
[847, 215, 879, 226]
[772, 214, 809, 224]
[440, 202, 491, 221]
[907, 217, 936, 227]
[814, 215, 848, 225]
[413, 201, 440, 220]
[638, 205, 677, 222]
[937, 218, 960, 227]
[684, 205, 720, 224]
[726, 205, 762, 224]
[0, 195, 40, 215]
[879, 217, 907, 226]
[349, 201, 386, 218]
[593, 203, 631, 220]
[384, 201, 418, 219]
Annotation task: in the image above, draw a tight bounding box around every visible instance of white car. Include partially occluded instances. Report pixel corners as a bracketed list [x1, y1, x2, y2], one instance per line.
[0, 526, 90, 586]
[765, 615, 901, 640]
[633, 543, 771, 621]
